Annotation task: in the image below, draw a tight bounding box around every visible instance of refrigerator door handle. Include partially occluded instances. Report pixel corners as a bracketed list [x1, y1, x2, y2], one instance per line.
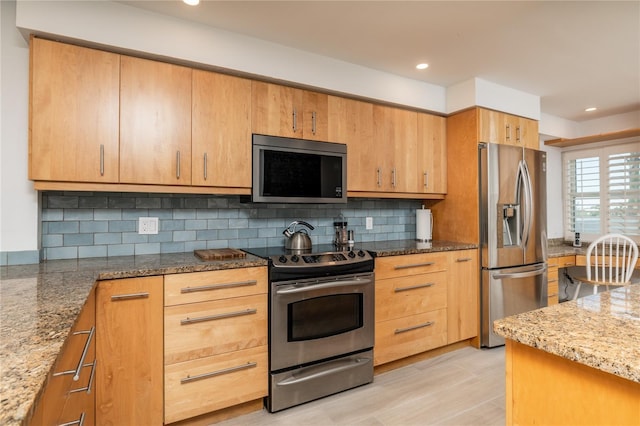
[492, 264, 546, 280]
[521, 160, 534, 248]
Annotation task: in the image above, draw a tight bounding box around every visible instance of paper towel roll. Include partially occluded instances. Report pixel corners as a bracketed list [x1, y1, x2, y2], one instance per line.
[416, 208, 432, 242]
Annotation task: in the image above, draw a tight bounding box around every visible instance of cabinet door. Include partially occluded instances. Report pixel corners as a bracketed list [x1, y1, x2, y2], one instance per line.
[447, 250, 479, 344]
[302, 90, 329, 141]
[96, 276, 163, 426]
[478, 108, 507, 144]
[251, 81, 303, 138]
[328, 96, 375, 192]
[417, 113, 447, 194]
[192, 70, 252, 188]
[30, 38, 119, 183]
[519, 117, 540, 150]
[120, 56, 192, 185]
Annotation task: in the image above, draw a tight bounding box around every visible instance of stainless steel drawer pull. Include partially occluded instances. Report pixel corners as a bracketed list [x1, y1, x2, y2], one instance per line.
[176, 151, 181, 179]
[203, 153, 208, 180]
[277, 278, 373, 295]
[111, 292, 149, 301]
[423, 172, 428, 188]
[516, 126, 521, 143]
[53, 362, 93, 378]
[277, 356, 372, 386]
[376, 168, 381, 187]
[69, 360, 96, 394]
[72, 327, 94, 381]
[99, 144, 104, 176]
[181, 361, 257, 384]
[181, 308, 257, 325]
[292, 107, 297, 132]
[181, 280, 258, 294]
[394, 261, 435, 270]
[311, 111, 317, 134]
[456, 257, 473, 262]
[506, 123, 511, 141]
[395, 282, 434, 292]
[395, 321, 434, 334]
[58, 412, 85, 426]
[391, 167, 397, 188]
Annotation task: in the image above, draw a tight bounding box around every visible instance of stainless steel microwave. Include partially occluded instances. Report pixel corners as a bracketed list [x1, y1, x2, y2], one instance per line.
[252, 134, 347, 204]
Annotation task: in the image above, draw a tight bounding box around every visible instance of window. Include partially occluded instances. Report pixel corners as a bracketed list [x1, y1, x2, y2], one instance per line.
[563, 142, 640, 243]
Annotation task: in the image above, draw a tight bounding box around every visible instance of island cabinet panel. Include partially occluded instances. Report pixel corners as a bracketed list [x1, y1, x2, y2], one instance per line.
[119, 55, 192, 185]
[328, 96, 375, 192]
[446, 250, 479, 344]
[29, 288, 96, 426]
[478, 108, 539, 150]
[192, 70, 252, 188]
[374, 252, 449, 366]
[164, 267, 268, 424]
[251, 81, 329, 141]
[29, 37, 120, 183]
[96, 276, 163, 426]
[417, 112, 447, 194]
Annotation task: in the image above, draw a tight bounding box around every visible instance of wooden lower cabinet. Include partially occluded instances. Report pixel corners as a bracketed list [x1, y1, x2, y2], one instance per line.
[164, 267, 268, 424]
[165, 346, 268, 424]
[96, 276, 164, 426]
[447, 250, 479, 344]
[30, 288, 96, 426]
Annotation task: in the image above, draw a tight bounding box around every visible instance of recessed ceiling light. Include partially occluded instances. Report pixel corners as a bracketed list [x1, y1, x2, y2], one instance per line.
[416, 63, 429, 70]
[585, 107, 597, 112]
[183, 0, 199, 5]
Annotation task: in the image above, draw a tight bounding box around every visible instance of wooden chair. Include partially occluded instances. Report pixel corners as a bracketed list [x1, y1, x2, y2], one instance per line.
[572, 233, 638, 300]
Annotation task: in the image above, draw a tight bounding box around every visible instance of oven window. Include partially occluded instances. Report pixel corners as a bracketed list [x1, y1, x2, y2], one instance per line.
[288, 294, 363, 341]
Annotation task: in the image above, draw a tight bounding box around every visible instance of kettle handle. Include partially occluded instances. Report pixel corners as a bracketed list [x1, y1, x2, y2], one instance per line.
[296, 221, 315, 231]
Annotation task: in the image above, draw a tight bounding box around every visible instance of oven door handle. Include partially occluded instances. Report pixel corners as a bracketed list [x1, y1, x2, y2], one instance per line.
[276, 356, 372, 386]
[275, 278, 373, 294]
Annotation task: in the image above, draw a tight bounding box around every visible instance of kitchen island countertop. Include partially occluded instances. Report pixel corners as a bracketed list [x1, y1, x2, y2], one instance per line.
[0, 252, 267, 426]
[494, 284, 640, 383]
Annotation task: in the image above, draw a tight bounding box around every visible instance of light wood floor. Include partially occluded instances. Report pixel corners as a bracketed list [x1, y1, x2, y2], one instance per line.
[218, 346, 506, 425]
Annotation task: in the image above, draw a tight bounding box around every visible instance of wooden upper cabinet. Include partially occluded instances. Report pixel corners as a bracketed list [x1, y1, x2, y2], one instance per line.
[192, 70, 252, 188]
[120, 56, 192, 185]
[478, 108, 539, 150]
[328, 96, 374, 192]
[29, 38, 120, 183]
[251, 81, 329, 141]
[417, 113, 447, 194]
[373, 105, 418, 193]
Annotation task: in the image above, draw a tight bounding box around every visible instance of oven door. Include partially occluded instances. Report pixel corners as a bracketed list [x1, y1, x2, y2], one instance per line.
[270, 272, 374, 371]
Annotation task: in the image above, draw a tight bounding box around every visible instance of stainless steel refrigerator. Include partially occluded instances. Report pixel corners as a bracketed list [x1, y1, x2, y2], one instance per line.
[480, 143, 547, 347]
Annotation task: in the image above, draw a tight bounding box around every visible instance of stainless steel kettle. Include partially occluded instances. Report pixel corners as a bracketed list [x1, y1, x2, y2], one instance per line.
[283, 221, 314, 251]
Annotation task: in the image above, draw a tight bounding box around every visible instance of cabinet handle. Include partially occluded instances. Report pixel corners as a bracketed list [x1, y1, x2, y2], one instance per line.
[52, 327, 94, 381]
[395, 321, 434, 334]
[548, 279, 558, 283]
[181, 361, 257, 384]
[456, 257, 472, 262]
[423, 172, 428, 188]
[311, 111, 317, 135]
[58, 412, 85, 426]
[176, 151, 181, 179]
[203, 153, 208, 180]
[99, 144, 104, 176]
[548, 293, 558, 298]
[69, 360, 96, 394]
[564, 263, 575, 267]
[376, 168, 381, 187]
[181, 279, 258, 294]
[394, 261, 435, 270]
[111, 292, 149, 301]
[391, 168, 396, 188]
[181, 308, 257, 325]
[395, 282, 434, 292]
[506, 123, 511, 141]
[516, 126, 521, 143]
[292, 107, 297, 132]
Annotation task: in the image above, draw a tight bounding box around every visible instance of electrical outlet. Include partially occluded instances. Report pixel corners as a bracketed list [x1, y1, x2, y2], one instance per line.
[138, 217, 159, 235]
[366, 217, 373, 230]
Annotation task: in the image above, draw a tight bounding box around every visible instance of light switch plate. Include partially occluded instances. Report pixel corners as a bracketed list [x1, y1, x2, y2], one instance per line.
[366, 217, 373, 230]
[139, 217, 159, 235]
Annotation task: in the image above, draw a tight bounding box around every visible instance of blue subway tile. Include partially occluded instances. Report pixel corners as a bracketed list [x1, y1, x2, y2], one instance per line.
[174, 209, 197, 220]
[122, 209, 149, 220]
[207, 219, 228, 229]
[238, 228, 258, 239]
[185, 241, 207, 252]
[136, 198, 162, 209]
[161, 220, 185, 231]
[45, 246, 78, 260]
[218, 229, 239, 239]
[95, 233, 122, 245]
[108, 244, 134, 257]
[64, 234, 94, 246]
[185, 219, 207, 230]
[80, 221, 109, 233]
[6, 250, 40, 265]
[42, 234, 63, 248]
[79, 196, 108, 209]
[79, 245, 107, 258]
[122, 232, 148, 244]
[48, 195, 79, 209]
[94, 209, 122, 221]
[229, 218, 249, 229]
[173, 230, 197, 242]
[42, 209, 63, 221]
[109, 197, 136, 209]
[196, 230, 218, 240]
[134, 243, 161, 255]
[148, 231, 173, 243]
[206, 240, 228, 249]
[196, 209, 219, 219]
[109, 220, 136, 233]
[148, 209, 173, 219]
[63, 209, 94, 221]
[161, 242, 185, 254]
[48, 221, 79, 234]
[258, 228, 277, 238]
[0, 252, 7, 266]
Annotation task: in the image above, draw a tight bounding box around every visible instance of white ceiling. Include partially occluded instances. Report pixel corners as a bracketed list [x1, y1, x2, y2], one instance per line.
[120, 0, 640, 123]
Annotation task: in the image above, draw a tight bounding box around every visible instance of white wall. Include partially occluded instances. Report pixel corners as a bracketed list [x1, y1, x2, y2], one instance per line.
[1, 0, 38, 253]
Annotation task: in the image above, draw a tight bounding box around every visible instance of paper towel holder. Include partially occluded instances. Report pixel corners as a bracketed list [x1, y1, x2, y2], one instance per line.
[416, 206, 433, 243]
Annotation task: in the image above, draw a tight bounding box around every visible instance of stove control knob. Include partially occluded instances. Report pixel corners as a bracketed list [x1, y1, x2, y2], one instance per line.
[348, 251, 356, 258]
[357, 250, 366, 257]
[291, 255, 299, 263]
[278, 255, 287, 264]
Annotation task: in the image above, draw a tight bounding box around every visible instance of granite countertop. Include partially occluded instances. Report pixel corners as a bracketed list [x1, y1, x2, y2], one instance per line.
[547, 243, 586, 258]
[494, 284, 640, 383]
[361, 239, 477, 257]
[0, 252, 267, 426]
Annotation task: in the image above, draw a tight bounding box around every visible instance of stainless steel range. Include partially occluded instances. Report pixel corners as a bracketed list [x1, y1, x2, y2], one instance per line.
[245, 245, 375, 412]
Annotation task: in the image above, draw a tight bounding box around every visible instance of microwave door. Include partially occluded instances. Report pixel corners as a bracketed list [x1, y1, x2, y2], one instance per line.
[481, 143, 526, 269]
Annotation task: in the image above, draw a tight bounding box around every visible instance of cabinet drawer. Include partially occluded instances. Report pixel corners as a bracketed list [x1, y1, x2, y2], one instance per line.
[374, 309, 447, 366]
[375, 252, 448, 279]
[165, 294, 267, 364]
[165, 267, 267, 306]
[375, 272, 447, 322]
[548, 281, 559, 306]
[165, 345, 268, 424]
[548, 268, 559, 283]
[556, 255, 576, 268]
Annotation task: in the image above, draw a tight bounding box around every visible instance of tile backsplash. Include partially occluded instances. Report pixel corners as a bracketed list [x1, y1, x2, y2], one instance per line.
[40, 192, 422, 260]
